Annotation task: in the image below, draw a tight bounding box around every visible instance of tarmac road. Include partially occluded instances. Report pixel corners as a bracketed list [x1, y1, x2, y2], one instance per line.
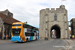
[0, 39, 67, 50]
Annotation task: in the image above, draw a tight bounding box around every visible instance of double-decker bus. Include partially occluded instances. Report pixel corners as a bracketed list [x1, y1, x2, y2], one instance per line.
[11, 22, 39, 42]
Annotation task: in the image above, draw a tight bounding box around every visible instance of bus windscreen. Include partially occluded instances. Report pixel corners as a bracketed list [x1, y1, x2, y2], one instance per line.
[12, 29, 21, 36]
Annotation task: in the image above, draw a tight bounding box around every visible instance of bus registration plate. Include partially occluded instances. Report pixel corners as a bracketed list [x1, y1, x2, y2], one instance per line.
[15, 40, 17, 42]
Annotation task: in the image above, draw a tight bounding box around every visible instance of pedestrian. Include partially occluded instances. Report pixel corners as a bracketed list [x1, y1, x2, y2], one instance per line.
[6, 34, 8, 40]
[3, 34, 5, 40]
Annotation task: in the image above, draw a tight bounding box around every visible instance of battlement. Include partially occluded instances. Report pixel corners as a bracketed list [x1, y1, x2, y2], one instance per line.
[60, 5, 65, 9]
[51, 8, 55, 10]
[40, 9, 45, 12]
[40, 5, 66, 13]
[46, 8, 49, 10]
[56, 8, 60, 10]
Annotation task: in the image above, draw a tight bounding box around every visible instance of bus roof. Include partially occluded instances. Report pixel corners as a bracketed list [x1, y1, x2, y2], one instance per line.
[12, 22, 38, 30]
[13, 22, 23, 25]
[25, 23, 38, 29]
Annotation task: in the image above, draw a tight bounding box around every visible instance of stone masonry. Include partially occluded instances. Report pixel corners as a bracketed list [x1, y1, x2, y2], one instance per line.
[39, 5, 70, 39]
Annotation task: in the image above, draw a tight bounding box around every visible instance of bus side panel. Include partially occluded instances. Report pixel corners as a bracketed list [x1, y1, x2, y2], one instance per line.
[32, 36, 33, 40]
[33, 33, 37, 40]
[37, 36, 39, 39]
[37, 33, 39, 39]
[33, 36, 36, 40]
[29, 36, 32, 41]
[24, 28, 31, 41]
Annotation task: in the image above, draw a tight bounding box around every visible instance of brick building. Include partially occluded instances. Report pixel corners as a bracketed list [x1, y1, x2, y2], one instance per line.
[0, 9, 20, 39]
[70, 18, 75, 36]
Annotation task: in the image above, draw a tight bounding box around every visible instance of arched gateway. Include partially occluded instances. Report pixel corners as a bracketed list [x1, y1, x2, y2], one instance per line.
[39, 5, 70, 39]
[50, 25, 60, 39]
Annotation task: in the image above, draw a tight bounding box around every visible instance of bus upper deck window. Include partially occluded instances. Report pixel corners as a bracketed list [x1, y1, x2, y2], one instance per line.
[13, 24, 21, 26]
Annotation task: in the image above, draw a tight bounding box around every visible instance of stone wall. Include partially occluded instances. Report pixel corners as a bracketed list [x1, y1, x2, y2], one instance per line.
[70, 18, 75, 35]
[0, 17, 12, 39]
[39, 5, 70, 39]
[0, 17, 3, 39]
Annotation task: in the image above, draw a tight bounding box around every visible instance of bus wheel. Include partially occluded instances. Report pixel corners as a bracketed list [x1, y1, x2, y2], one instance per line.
[36, 38, 37, 40]
[26, 38, 28, 42]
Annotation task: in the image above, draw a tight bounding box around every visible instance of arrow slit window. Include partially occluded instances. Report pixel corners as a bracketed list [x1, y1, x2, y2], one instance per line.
[54, 14, 57, 21]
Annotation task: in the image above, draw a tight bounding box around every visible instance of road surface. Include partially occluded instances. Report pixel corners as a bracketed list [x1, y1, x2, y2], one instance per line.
[0, 39, 67, 50]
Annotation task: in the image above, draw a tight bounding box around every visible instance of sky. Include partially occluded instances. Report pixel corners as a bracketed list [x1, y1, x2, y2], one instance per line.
[0, 0, 75, 28]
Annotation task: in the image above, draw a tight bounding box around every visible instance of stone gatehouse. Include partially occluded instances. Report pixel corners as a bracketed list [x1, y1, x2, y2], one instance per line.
[39, 5, 70, 39]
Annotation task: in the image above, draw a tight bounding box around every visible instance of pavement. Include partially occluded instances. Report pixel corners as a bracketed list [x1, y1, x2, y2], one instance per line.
[0, 40, 11, 44]
[0, 39, 67, 50]
[66, 39, 75, 50]
[59, 39, 75, 50]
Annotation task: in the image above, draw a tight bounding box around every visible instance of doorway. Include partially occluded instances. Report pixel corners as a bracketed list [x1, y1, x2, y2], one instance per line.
[50, 25, 61, 39]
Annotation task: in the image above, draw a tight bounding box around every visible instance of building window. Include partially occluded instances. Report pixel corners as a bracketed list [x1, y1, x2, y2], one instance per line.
[54, 14, 57, 21]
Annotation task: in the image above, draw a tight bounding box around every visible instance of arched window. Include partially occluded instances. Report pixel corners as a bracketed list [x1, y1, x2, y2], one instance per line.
[54, 14, 57, 21]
